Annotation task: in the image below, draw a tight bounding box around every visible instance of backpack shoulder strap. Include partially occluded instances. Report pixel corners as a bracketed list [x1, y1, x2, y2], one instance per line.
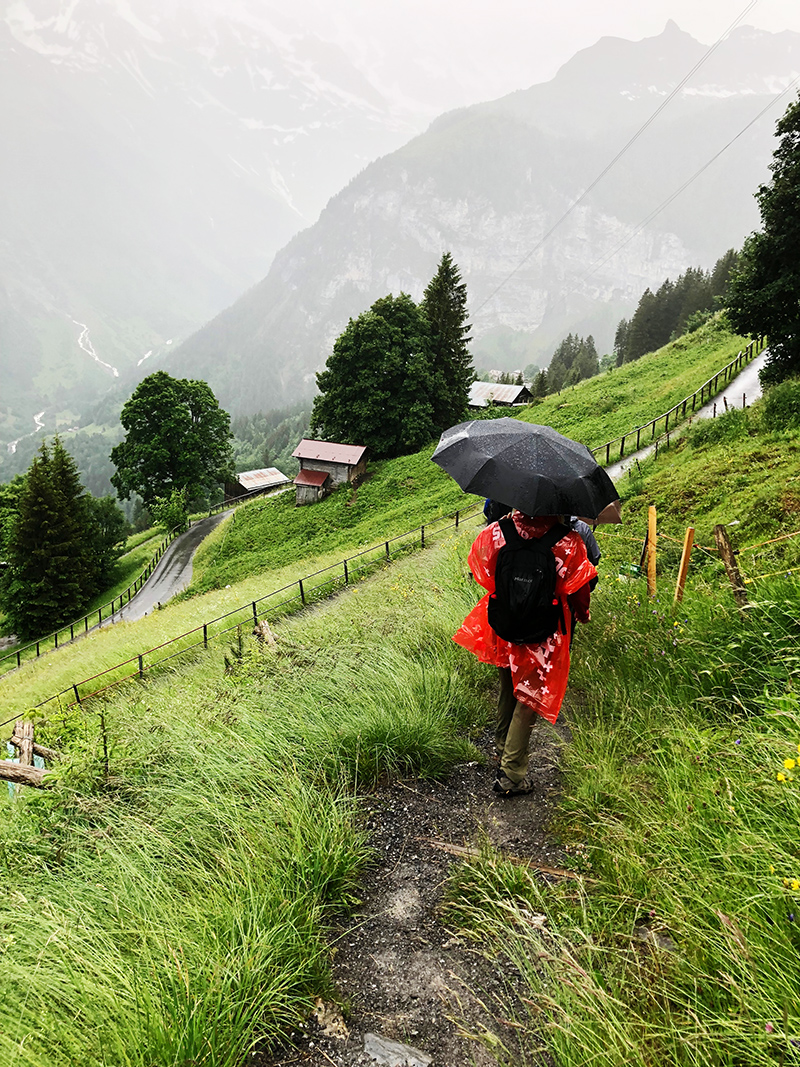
[498, 516, 522, 547]
[537, 522, 571, 551]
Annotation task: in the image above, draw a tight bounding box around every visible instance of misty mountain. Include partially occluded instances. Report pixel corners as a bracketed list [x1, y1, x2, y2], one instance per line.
[167, 22, 800, 414]
[0, 0, 435, 444]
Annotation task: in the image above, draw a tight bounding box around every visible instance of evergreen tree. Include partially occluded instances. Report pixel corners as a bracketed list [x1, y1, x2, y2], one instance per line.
[727, 94, 800, 383]
[613, 318, 630, 367]
[420, 252, 474, 430]
[311, 293, 436, 458]
[0, 439, 96, 639]
[533, 370, 549, 397]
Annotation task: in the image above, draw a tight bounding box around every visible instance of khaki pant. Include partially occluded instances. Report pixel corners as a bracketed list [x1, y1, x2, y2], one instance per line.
[495, 666, 535, 784]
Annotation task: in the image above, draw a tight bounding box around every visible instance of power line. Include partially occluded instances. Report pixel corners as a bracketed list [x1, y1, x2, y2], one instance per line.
[475, 0, 758, 314]
[580, 74, 800, 283]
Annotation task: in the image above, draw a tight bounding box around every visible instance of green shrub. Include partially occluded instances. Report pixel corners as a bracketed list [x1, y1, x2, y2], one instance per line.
[761, 378, 800, 430]
[687, 406, 750, 448]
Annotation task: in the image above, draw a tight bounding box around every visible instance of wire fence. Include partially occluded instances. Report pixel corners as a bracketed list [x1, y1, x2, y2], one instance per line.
[0, 484, 289, 674]
[1, 502, 483, 726]
[590, 337, 765, 465]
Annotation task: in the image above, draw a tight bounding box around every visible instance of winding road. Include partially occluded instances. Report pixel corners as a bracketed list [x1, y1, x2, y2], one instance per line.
[106, 511, 231, 625]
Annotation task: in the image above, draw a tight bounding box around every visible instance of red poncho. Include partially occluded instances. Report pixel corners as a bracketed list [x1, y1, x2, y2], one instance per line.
[454, 514, 597, 724]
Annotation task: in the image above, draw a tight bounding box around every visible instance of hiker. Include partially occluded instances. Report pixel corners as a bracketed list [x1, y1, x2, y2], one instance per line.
[454, 510, 597, 796]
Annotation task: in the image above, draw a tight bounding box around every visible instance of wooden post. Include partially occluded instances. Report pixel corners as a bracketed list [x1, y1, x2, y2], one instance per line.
[674, 527, 695, 603]
[17, 721, 34, 768]
[714, 525, 749, 610]
[647, 506, 657, 598]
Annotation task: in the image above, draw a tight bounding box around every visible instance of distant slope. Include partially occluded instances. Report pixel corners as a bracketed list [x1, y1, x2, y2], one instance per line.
[168, 23, 799, 415]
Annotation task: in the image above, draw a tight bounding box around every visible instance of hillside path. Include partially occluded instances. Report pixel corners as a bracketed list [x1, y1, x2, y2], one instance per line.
[261, 716, 574, 1067]
[606, 347, 768, 481]
[106, 511, 231, 624]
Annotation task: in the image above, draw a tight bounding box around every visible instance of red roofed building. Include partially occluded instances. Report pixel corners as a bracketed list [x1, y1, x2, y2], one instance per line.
[294, 468, 332, 507]
[291, 439, 368, 488]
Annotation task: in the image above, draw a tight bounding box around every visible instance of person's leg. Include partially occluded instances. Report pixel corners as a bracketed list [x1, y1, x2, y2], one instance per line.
[495, 666, 515, 758]
[499, 699, 535, 785]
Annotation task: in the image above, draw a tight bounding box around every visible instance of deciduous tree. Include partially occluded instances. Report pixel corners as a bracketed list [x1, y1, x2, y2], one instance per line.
[111, 372, 234, 509]
[311, 293, 436, 458]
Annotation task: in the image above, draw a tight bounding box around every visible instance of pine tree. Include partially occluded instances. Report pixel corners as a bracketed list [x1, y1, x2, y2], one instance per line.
[421, 253, 474, 431]
[0, 438, 97, 639]
[727, 94, 800, 383]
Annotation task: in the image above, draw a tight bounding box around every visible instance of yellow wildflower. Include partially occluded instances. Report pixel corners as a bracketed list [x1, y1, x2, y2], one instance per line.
[778, 772, 787, 782]
[793, 879, 800, 892]
[785, 758, 797, 770]
[770, 865, 776, 873]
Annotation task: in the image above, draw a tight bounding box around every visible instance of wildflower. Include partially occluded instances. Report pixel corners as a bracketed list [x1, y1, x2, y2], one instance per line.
[735, 738, 741, 745]
[778, 772, 787, 782]
[793, 879, 800, 892]
[770, 865, 775, 873]
[766, 1022, 775, 1034]
[785, 758, 797, 770]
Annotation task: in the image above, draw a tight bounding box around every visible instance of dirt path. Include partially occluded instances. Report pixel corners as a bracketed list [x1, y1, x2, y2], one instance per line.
[263, 711, 573, 1067]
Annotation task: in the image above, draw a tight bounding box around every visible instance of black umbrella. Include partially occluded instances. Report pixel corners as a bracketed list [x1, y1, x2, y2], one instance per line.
[431, 417, 620, 521]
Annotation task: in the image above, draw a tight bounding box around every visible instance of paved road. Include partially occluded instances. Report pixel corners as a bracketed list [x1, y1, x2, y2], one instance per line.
[606, 349, 768, 482]
[107, 511, 232, 624]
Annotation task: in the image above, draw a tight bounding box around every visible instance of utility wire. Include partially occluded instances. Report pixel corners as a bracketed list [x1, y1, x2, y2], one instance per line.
[475, 0, 758, 314]
[580, 73, 800, 282]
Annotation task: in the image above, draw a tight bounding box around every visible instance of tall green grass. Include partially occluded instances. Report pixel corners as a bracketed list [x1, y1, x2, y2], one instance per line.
[442, 408, 800, 1066]
[0, 535, 492, 1066]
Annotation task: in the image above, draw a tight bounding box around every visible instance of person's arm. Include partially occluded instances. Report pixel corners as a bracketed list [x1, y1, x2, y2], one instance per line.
[567, 582, 592, 624]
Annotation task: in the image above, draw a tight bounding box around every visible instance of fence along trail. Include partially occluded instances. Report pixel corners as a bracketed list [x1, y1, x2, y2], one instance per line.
[0, 337, 768, 712]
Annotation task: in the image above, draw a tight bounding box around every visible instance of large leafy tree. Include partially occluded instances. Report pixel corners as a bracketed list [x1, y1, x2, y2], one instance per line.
[421, 252, 474, 430]
[111, 371, 234, 509]
[727, 95, 800, 384]
[311, 293, 436, 458]
[0, 439, 97, 639]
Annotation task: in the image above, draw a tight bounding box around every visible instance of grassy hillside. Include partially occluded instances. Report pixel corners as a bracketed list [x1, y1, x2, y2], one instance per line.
[0, 536, 489, 1067]
[515, 316, 749, 446]
[2, 378, 800, 1064]
[443, 393, 800, 1065]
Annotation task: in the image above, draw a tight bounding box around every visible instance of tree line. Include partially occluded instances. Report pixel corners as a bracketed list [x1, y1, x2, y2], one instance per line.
[310, 252, 473, 458]
[613, 251, 738, 367]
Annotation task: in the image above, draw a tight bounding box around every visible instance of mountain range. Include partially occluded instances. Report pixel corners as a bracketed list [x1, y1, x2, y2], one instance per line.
[3, 12, 800, 455]
[0, 0, 454, 444]
[165, 21, 800, 413]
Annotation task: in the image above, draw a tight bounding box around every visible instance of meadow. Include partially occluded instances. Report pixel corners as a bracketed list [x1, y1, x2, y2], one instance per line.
[2, 328, 797, 1066]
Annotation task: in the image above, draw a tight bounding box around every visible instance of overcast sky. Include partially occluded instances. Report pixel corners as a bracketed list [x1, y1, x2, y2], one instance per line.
[264, 0, 800, 113]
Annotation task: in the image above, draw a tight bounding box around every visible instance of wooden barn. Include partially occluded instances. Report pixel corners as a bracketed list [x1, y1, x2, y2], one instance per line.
[225, 467, 291, 502]
[468, 381, 533, 408]
[291, 440, 368, 487]
[294, 468, 332, 506]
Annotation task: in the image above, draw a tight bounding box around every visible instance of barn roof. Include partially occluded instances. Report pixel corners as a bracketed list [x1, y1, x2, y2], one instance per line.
[295, 469, 331, 488]
[236, 467, 291, 492]
[468, 381, 532, 408]
[292, 439, 367, 465]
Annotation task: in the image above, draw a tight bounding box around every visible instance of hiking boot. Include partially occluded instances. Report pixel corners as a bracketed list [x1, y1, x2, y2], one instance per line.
[493, 773, 534, 796]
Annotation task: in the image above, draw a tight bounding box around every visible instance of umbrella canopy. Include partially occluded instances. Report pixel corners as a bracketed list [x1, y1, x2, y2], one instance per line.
[432, 417, 621, 522]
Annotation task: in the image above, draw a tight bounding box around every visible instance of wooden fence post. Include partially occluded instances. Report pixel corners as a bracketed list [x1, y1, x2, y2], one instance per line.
[647, 506, 657, 598]
[713, 525, 749, 610]
[674, 527, 695, 603]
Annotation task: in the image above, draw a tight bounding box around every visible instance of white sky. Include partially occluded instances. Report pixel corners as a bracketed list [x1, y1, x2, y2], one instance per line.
[251, 0, 800, 111]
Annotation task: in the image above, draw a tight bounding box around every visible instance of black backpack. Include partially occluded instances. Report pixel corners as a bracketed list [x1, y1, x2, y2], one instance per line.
[487, 518, 570, 645]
